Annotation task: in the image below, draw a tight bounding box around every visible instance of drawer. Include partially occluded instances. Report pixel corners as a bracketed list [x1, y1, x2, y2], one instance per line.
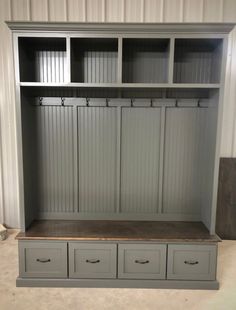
[167, 244, 217, 280]
[69, 243, 117, 278]
[19, 241, 67, 278]
[118, 244, 167, 279]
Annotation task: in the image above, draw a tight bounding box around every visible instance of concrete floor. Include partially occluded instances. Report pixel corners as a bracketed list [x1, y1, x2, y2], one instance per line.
[1, 231, 236, 310]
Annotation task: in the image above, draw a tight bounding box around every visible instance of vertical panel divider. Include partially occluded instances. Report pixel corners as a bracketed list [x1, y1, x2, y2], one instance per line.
[117, 37, 123, 84]
[116, 106, 122, 213]
[168, 37, 175, 84]
[158, 106, 166, 214]
[66, 36, 71, 83]
[73, 105, 78, 212]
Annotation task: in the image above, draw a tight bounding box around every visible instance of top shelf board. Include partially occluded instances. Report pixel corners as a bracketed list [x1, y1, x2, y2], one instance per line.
[8, 22, 235, 33]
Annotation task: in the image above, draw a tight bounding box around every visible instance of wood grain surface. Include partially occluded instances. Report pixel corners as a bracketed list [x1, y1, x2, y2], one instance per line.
[16, 220, 220, 242]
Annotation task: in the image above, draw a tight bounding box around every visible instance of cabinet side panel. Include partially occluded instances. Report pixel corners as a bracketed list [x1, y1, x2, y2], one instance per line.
[78, 107, 117, 213]
[201, 97, 218, 230]
[21, 100, 38, 226]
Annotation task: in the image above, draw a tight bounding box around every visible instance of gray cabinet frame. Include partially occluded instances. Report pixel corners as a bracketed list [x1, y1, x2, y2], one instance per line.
[7, 22, 234, 289]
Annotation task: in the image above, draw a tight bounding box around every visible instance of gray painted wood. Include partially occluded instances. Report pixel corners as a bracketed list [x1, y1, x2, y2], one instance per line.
[21, 99, 38, 227]
[19, 241, 67, 278]
[18, 37, 67, 83]
[69, 242, 117, 279]
[10, 24, 231, 289]
[71, 38, 118, 83]
[36, 105, 75, 214]
[173, 39, 223, 84]
[167, 244, 217, 280]
[122, 39, 170, 83]
[21, 100, 218, 221]
[162, 107, 212, 215]
[8, 22, 234, 34]
[120, 107, 161, 214]
[16, 278, 219, 290]
[77, 107, 117, 213]
[118, 243, 167, 279]
[201, 100, 218, 230]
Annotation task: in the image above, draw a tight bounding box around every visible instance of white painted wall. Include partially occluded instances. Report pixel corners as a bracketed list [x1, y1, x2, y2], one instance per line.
[0, 0, 236, 227]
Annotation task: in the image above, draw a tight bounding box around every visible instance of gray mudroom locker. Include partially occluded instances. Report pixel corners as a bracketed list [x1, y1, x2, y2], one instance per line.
[8, 22, 234, 289]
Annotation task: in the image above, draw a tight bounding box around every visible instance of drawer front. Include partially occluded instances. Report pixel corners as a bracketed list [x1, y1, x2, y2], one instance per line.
[118, 244, 167, 279]
[19, 241, 67, 278]
[167, 244, 217, 280]
[69, 243, 117, 278]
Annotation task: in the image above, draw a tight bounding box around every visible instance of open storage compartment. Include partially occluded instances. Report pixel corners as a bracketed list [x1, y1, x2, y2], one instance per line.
[173, 39, 223, 84]
[18, 37, 67, 83]
[122, 38, 170, 83]
[71, 38, 118, 83]
[20, 86, 219, 228]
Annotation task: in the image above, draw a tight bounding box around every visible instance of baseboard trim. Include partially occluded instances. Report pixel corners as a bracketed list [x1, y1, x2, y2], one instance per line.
[16, 277, 219, 290]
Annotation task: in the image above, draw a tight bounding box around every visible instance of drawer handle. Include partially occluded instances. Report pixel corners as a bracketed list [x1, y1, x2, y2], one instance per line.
[86, 259, 100, 264]
[135, 260, 150, 264]
[36, 258, 51, 263]
[184, 260, 199, 265]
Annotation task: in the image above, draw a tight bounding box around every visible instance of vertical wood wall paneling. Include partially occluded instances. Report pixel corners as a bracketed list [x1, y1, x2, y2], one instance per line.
[144, 0, 164, 22]
[86, 0, 105, 22]
[78, 107, 117, 213]
[67, 0, 86, 22]
[203, 0, 223, 22]
[0, 0, 20, 227]
[124, 0, 143, 22]
[163, 108, 206, 215]
[0, 119, 4, 223]
[163, 0, 184, 22]
[48, 0, 67, 21]
[105, 0, 123, 22]
[183, 0, 203, 22]
[37, 106, 74, 214]
[220, 29, 236, 156]
[36, 49, 66, 83]
[82, 47, 118, 83]
[11, 0, 31, 21]
[229, 30, 236, 156]
[223, 0, 236, 22]
[0, 0, 9, 224]
[120, 108, 161, 214]
[30, 0, 48, 21]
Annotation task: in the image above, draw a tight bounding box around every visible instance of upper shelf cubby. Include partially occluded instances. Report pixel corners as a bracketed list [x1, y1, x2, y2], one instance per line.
[71, 38, 118, 83]
[122, 38, 170, 83]
[173, 39, 223, 84]
[18, 37, 66, 83]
